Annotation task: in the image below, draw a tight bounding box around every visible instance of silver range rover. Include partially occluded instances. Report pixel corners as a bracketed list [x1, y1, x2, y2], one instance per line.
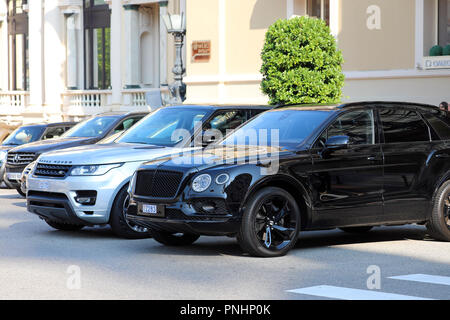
[26, 105, 270, 238]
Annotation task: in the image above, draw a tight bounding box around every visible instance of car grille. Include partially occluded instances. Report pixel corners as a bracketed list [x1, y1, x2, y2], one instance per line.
[135, 170, 184, 198]
[7, 152, 36, 166]
[34, 163, 72, 178]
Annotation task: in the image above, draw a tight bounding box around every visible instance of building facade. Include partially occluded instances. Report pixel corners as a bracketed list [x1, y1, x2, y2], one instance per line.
[0, 0, 449, 125]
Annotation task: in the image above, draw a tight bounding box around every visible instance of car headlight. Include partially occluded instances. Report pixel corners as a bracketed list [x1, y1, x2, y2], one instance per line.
[192, 174, 212, 192]
[69, 163, 123, 176]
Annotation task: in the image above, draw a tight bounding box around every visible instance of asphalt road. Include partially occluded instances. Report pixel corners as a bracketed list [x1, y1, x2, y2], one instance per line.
[0, 188, 449, 300]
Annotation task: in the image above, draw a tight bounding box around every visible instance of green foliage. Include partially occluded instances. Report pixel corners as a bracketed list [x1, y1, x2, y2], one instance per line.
[430, 45, 443, 56]
[443, 45, 450, 56]
[260, 16, 345, 105]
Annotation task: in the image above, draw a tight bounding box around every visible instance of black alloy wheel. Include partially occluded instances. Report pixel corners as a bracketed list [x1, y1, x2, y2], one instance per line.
[237, 187, 300, 257]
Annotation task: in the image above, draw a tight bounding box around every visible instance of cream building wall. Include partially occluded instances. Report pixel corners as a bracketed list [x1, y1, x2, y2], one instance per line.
[184, 0, 450, 106]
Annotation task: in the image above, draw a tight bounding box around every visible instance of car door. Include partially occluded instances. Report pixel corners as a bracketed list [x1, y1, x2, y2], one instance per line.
[309, 108, 384, 228]
[379, 106, 433, 222]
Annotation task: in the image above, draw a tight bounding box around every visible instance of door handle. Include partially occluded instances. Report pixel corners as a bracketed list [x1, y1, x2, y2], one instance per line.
[367, 156, 379, 161]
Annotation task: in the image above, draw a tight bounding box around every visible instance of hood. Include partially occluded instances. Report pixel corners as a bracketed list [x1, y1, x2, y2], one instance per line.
[0, 145, 13, 152]
[38, 143, 190, 165]
[7, 137, 98, 154]
[141, 145, 293, 172]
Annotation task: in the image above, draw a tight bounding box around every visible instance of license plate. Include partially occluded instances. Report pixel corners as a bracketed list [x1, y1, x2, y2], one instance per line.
[138, 203, 165, 217]
[6, 172, 21, 181]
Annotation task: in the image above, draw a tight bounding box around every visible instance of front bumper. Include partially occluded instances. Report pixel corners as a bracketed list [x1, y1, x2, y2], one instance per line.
[27, 162, 139, 225]
[126, 200, 241, 236]
[4, 165, 26, 188]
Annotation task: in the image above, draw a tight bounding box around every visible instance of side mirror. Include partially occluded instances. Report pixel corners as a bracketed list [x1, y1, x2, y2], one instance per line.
[320, 135, 350, 158]
[325, 135, 350, 148]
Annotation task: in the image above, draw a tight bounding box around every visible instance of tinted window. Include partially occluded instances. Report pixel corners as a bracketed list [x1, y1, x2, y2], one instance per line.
[206, 110, 248, 136]
[42, 127, 66, 140]
[221, 109, 333, 149]
[2, 126, 45, 145]
[117, 107, 210, 147]
[113, 116, 143, 134]
[62, 116, 119, 138]
[422, 111, 450, 140]
[319, 109, 375, 146]
[380, 108, 430, 143]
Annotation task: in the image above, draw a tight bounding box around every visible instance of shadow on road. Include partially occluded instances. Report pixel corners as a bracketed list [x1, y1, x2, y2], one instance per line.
[295, 226, 429, 250]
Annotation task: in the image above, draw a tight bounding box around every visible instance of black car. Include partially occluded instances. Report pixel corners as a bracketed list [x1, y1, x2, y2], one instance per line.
[1, 122, 76, 186]
[127, 102, 450, 257]
[5, 112, 146, 196]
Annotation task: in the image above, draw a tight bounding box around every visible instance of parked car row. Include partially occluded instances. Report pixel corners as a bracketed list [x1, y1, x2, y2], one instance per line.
[5, 102, 450, 257]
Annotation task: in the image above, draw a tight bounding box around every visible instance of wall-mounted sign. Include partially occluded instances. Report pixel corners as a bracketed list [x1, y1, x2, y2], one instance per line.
[192, 40, 211, 63]
[422, 56, 450, 70]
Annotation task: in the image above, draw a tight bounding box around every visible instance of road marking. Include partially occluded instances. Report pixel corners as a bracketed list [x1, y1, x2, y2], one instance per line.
[287, 285, 433, 300]
[389, 274, 450, 286]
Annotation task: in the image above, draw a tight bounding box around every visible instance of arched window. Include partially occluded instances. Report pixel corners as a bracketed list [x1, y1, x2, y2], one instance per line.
[83, 0, 111, 89]
[7, 0, 28, 91]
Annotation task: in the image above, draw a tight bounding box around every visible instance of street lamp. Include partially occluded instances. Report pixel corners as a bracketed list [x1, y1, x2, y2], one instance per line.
[163, 12, 186, 104]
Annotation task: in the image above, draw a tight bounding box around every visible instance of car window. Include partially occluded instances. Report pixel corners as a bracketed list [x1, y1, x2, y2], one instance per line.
[42, 127, 66, 140]
[318, 109, 375, 146]
[206, 110, 248, 136]
[2, 126, 45, 145]
[221, 109, 333, 149]
[62, 116, 119, 138]
[113, 117, 143, 134]
[422, 111, 450, 140]
[117, 108, 210, 147]
[380, 108, 430, 143]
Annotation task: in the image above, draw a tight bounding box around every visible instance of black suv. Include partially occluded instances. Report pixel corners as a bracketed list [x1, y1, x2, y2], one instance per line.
[5, 112, 146, 196]
[1, 122, 76, 186]
[127, 102, 450, 257]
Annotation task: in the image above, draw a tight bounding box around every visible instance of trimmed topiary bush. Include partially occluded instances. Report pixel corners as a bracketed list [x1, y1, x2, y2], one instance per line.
[443, 45, 450, 56]
[430, 45, 443, 56]
[260, 16, 344, 105]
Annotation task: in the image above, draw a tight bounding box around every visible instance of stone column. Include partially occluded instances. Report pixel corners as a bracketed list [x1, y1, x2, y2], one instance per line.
[28, 0, 44, 109]
[159, 1, 168, 86]
[110, 0, 123, 109]
[123, 4, 140, 88]
[66, 13, 78, 90]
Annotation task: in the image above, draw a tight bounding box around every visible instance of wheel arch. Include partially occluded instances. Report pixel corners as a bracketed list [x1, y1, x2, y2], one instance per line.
[106, 178, 131, 223]
[241, 175, 313, 229]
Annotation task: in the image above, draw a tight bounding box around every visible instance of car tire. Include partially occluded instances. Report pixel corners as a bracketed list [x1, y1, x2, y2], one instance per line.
[426, 180, 450, 241]
[152, 230, 200, 246]
[15, 187, 26, 197]
[109, 184, 153, 239]
[339, 226, 373, 233]
[45, 220, 84, 231]
[237, 187, 301, 257]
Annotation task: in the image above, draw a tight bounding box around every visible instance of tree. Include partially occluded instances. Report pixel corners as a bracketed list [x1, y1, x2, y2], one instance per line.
[260, 16, 344, 105]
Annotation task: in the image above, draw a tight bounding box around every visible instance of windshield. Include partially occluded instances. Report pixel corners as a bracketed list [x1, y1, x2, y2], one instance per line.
[117, 107, 210, 147]
[62, 116, 119, 138]
[2, 126, 45, 146]
[220, 109, 333, 149]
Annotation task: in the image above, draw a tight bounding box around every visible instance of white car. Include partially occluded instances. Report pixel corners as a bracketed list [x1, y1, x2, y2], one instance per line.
[26, 105, 269, 238]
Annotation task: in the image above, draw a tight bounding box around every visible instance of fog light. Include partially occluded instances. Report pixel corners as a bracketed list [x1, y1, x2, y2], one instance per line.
[74, 190, 97, 205]
[201, 202, 216, 213]
[75, 197, 96, 205]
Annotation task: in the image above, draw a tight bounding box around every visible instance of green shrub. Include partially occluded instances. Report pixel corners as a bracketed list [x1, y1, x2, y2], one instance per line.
[260, 16, 345, 105]
[443, 45, 450, 56]
[430, 45, 443, 56]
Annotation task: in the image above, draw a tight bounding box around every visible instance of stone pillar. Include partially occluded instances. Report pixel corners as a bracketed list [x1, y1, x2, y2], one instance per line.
[110, 0, 123, 109]
[123, 4, 140, 88]
[159, 1, 168, 86]
[66, 13, 78, 90]
[28, 0, 44, 108]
